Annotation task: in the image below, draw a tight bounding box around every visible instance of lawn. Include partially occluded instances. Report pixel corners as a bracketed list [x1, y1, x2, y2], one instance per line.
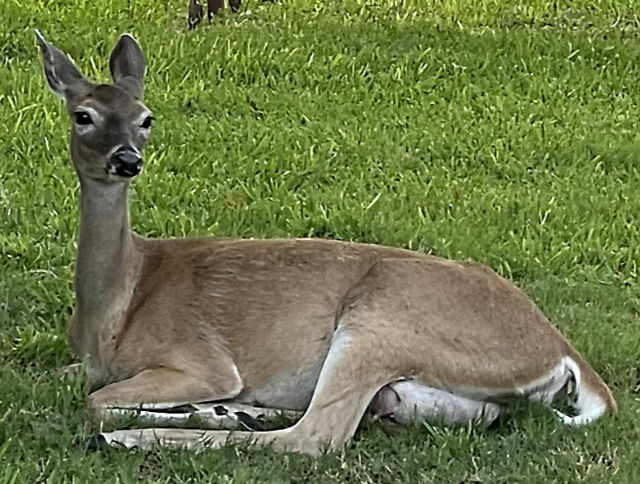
[1, 0, 640, 481]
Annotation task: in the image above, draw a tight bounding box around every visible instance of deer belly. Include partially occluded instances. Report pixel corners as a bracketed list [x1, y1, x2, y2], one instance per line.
[237, 360, 325, 411]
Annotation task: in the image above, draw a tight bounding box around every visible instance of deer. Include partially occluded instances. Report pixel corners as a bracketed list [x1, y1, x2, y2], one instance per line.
[34, 30, 616, 455]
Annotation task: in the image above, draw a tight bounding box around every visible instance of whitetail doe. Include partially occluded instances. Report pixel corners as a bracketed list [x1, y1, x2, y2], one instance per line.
[36, 31, 615, 455]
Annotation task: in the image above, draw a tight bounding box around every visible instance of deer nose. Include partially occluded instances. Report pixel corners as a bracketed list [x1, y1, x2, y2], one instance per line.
[112, 148, 143, 177]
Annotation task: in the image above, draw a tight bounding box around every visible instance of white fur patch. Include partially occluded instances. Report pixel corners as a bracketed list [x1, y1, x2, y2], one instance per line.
[553, 357, 607, 425]
[387, 381, 502, 425]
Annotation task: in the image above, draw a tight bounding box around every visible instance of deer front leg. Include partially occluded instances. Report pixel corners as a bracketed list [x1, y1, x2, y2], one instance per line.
[88, 366, 242, 421]
[100, 401, 301, 431]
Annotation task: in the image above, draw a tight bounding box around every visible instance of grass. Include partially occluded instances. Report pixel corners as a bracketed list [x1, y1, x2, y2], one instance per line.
[1, 0, 640, 481]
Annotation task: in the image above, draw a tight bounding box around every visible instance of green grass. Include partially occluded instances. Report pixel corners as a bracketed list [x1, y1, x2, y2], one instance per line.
[1, 0, 640, 481]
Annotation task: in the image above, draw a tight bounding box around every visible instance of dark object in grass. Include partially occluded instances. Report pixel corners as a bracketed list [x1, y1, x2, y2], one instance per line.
[188, 0, 204, 30]
[207, 0, 224, 20]
[228, 0, 242, 13]
[188, 0, 242, 28]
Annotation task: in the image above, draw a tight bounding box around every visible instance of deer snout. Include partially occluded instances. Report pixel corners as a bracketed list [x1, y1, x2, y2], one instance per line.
[111, 148, 143, 177]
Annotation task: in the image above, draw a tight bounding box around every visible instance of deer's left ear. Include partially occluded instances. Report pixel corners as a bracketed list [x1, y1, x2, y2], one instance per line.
[109, 34, 146, 99]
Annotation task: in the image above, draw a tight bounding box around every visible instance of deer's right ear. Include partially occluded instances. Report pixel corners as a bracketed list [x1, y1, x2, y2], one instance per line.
[34, 30, 92, 100]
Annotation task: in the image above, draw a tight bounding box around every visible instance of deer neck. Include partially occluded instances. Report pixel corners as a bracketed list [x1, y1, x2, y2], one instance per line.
[71, 176, 142, 360]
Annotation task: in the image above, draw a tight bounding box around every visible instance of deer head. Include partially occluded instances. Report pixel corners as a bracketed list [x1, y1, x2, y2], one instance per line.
[35, 30, 153, 183]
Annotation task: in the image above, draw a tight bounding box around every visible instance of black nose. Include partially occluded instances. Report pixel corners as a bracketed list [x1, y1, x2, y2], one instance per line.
[112, 149, 143, 177]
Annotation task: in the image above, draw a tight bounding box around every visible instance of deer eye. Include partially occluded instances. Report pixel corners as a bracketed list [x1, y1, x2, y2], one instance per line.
[74, 111, 93, 125]
[140, 116, 154, 129]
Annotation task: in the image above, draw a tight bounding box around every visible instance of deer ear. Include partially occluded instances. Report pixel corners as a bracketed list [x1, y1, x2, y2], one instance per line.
[109, 34, 146, 99]
[34, 29, 93, 100]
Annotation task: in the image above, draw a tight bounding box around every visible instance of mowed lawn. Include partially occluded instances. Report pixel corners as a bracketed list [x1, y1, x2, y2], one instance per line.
[1, 0, 640, 481]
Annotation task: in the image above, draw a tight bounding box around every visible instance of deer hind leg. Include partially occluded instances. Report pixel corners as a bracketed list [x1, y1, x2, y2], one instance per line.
[97, 326, 396, 454]
[369, 358, 576, 428]
[370, 381, 503, 426]
[373, 356, 588, 428]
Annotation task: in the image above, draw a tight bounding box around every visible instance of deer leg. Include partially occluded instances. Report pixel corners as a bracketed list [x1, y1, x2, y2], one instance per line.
[208, 0, 224, 20]
[228, 0, 241, 12]
[95, 327, 395, 454]
[100, 401, 301, 430]
[371, 380, 504, 426]
[87, 367, 242, 422]
[188, 0, 204, 29]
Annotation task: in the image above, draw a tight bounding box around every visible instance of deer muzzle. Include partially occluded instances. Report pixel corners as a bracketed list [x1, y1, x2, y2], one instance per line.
[111, 148, 143, 177]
